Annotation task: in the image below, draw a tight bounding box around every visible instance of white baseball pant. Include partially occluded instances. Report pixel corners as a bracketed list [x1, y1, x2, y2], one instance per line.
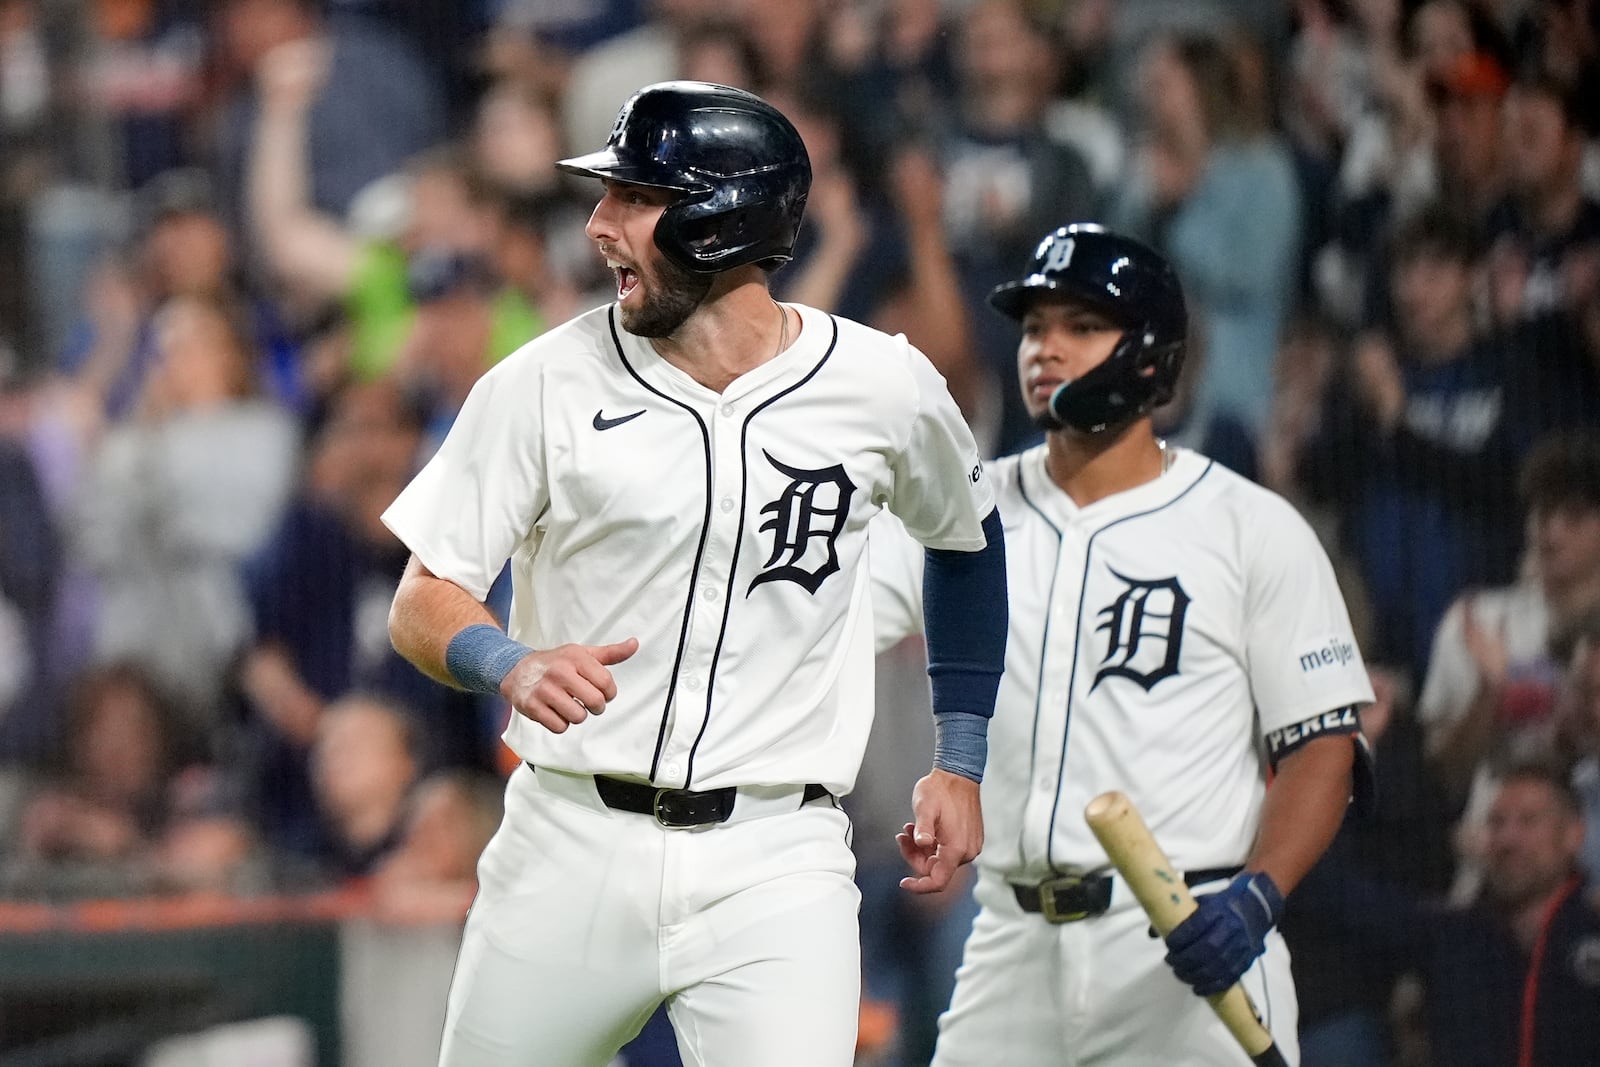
[437, 764, 861, 1067]
[932, 868, 1300, 1066]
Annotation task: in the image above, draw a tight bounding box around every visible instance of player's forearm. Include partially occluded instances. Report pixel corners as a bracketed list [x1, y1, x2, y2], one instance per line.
[388, 555, 504, 688]
[922, 510, 1008, 780]
[1429, 683, 1504, 805]
[901, 224, 981, 418]
[1247, 734, 1354, 895]
[248, 100, 357, 298]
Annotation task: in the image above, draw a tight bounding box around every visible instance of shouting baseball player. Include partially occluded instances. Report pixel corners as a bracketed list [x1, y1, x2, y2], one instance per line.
[382, 82, 1007, 1066]
[869, 224, 1375, 1065]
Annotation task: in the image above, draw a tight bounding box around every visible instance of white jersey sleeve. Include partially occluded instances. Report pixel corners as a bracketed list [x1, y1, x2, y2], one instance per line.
[382, 359, 549, 601]
[867, 509, 926, 653]
[884, 342, 994, 551]
[1243, 494, 1375, 735]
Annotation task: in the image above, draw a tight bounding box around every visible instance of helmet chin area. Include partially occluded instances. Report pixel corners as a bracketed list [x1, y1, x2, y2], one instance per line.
[1048, 381, 1138, 435]
[1046, 347, 1144, 435]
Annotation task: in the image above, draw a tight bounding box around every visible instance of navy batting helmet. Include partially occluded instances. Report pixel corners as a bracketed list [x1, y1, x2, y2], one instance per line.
[556, 81, 811, 275]
[989, 224, 1187, 434]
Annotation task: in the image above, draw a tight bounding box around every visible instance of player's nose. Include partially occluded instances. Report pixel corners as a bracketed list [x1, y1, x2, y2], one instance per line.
[585, 192, 622, 243]
[1028, 328, 1069, 365]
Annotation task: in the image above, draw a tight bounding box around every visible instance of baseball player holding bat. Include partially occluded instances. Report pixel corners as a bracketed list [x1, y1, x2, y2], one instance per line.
[382, 82, 1007, 1066]
[869, 223, 1375, 1064]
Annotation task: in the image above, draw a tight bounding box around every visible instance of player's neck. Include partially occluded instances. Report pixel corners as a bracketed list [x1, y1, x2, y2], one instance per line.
[650, 273, 795, 394]
[1044, 420, 1167, 507]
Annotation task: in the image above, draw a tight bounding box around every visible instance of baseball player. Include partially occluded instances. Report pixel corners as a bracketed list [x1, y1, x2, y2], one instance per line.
[869, 224, 1376, 1065]
[381, 82, 1008, 1067]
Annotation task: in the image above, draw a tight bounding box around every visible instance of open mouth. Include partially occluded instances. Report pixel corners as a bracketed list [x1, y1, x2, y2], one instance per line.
[615, 265, 639, 300]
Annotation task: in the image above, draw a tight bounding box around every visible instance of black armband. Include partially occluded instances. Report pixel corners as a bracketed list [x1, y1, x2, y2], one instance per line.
[1264, 705, 1361, 767]
[1265, 705, 1376, 817]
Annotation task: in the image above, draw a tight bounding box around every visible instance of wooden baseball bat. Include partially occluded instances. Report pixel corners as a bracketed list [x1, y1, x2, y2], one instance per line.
[1084, 790, 1290, 1067]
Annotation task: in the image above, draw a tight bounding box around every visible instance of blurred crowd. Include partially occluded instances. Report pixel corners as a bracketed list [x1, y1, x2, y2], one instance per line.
[0, 0, 1599, 1065]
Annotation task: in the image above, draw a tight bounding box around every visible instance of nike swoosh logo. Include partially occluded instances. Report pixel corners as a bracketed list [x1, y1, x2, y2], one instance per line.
[593, 409, 646, 431]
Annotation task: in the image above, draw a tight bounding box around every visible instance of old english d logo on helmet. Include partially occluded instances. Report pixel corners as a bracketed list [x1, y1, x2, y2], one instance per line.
[556, 82, 813, 275]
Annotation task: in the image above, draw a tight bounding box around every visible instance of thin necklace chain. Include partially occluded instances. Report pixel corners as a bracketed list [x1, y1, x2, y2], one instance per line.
[774, 300, 789, 357]
[1158, 438, 1174, 473]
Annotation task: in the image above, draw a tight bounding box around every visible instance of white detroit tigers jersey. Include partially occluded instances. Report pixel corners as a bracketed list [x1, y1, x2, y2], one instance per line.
[383, 302, 993, 794]
[872, 444, 1373, 879]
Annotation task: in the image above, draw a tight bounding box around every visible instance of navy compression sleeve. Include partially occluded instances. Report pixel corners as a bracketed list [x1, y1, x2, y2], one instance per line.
[923, 508, 1007, 781]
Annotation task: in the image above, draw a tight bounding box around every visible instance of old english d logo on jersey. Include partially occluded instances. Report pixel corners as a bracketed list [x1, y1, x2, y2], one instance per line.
[748, 451, 856, 595]
[1091, 568, 1189, 691]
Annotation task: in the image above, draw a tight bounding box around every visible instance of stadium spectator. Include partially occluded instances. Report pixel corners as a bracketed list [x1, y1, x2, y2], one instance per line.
[59, 168, 300, 420]
[369, 769, 503, 923]
[8, 664, 217, 880]
[559, 0, 721, 155]
[213, 0, 446, 231]
[1310, 762, 1600, 1067]
[305, 693, 420, 881]
[71, 0, 208, 191]
[938, 0, 1096, 454]
[1111, 30, 1302, 468]
[1556, 610, 1600, 884]
[1485, 72, 1600, 326]
[1298, 209, 1583, 673]
[0, 435, 59, 762]
[73, 294, 297, 722]
[247, 40, 537, 385]
[1420, 430, 1600, 812]
[1521, 0, 1600, 138]
[470, 79, 567, 200]
[237, 380, 488, 858]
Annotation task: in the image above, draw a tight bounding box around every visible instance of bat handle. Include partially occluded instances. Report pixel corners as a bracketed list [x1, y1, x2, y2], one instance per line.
[1252, 1046, 1291, 1067]
[1209, 985, 1282, 1060]
[1085, 791, 1290, 1067]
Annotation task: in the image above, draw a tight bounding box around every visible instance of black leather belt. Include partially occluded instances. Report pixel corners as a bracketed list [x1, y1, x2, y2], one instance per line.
[528, 764, 828, 828]
[1013, 866, 1242, 924]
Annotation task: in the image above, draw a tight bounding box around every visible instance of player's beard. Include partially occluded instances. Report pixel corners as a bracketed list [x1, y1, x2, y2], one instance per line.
[619, 252, 713, 338]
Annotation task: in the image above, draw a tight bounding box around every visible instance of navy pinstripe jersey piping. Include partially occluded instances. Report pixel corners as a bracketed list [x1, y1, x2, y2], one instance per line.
[1013, 457, 1064, 874]
[684, 314, 840, 787]
[1043, 459, 1216, 874]
[607, 309, 715, 784]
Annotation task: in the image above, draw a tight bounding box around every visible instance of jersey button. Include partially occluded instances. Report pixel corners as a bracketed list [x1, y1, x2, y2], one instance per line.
[664, 761, 682, 779]
[720, 403, 735, 417]
[683, 676, 702, 691]
[701, 586, 719, 602]
[720, 497, 736, 513]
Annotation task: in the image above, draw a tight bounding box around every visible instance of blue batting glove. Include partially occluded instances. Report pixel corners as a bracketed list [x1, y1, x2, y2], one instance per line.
[1164, 871, 1284, 997]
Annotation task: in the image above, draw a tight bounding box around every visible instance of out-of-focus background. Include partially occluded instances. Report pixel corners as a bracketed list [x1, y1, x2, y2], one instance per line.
[0, 0, 1598, 1065]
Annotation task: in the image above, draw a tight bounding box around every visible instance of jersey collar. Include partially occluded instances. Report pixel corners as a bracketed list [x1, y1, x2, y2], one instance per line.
[608, 302, 832, 407]
[1022, 444, 1211, 529]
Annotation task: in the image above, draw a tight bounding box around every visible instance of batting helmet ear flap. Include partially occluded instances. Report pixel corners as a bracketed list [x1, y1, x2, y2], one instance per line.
[657, 169, 811, 273]
[1134, 329, 1185, 409]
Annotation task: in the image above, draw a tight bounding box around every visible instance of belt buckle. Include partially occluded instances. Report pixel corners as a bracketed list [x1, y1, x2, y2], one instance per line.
[1036, 874, 1090, 924]
[652, 787, 711, 828]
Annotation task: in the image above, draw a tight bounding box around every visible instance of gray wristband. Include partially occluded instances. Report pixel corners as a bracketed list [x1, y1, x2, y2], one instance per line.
[932, 710, 989, 783]
[445, 623, 533, 694]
